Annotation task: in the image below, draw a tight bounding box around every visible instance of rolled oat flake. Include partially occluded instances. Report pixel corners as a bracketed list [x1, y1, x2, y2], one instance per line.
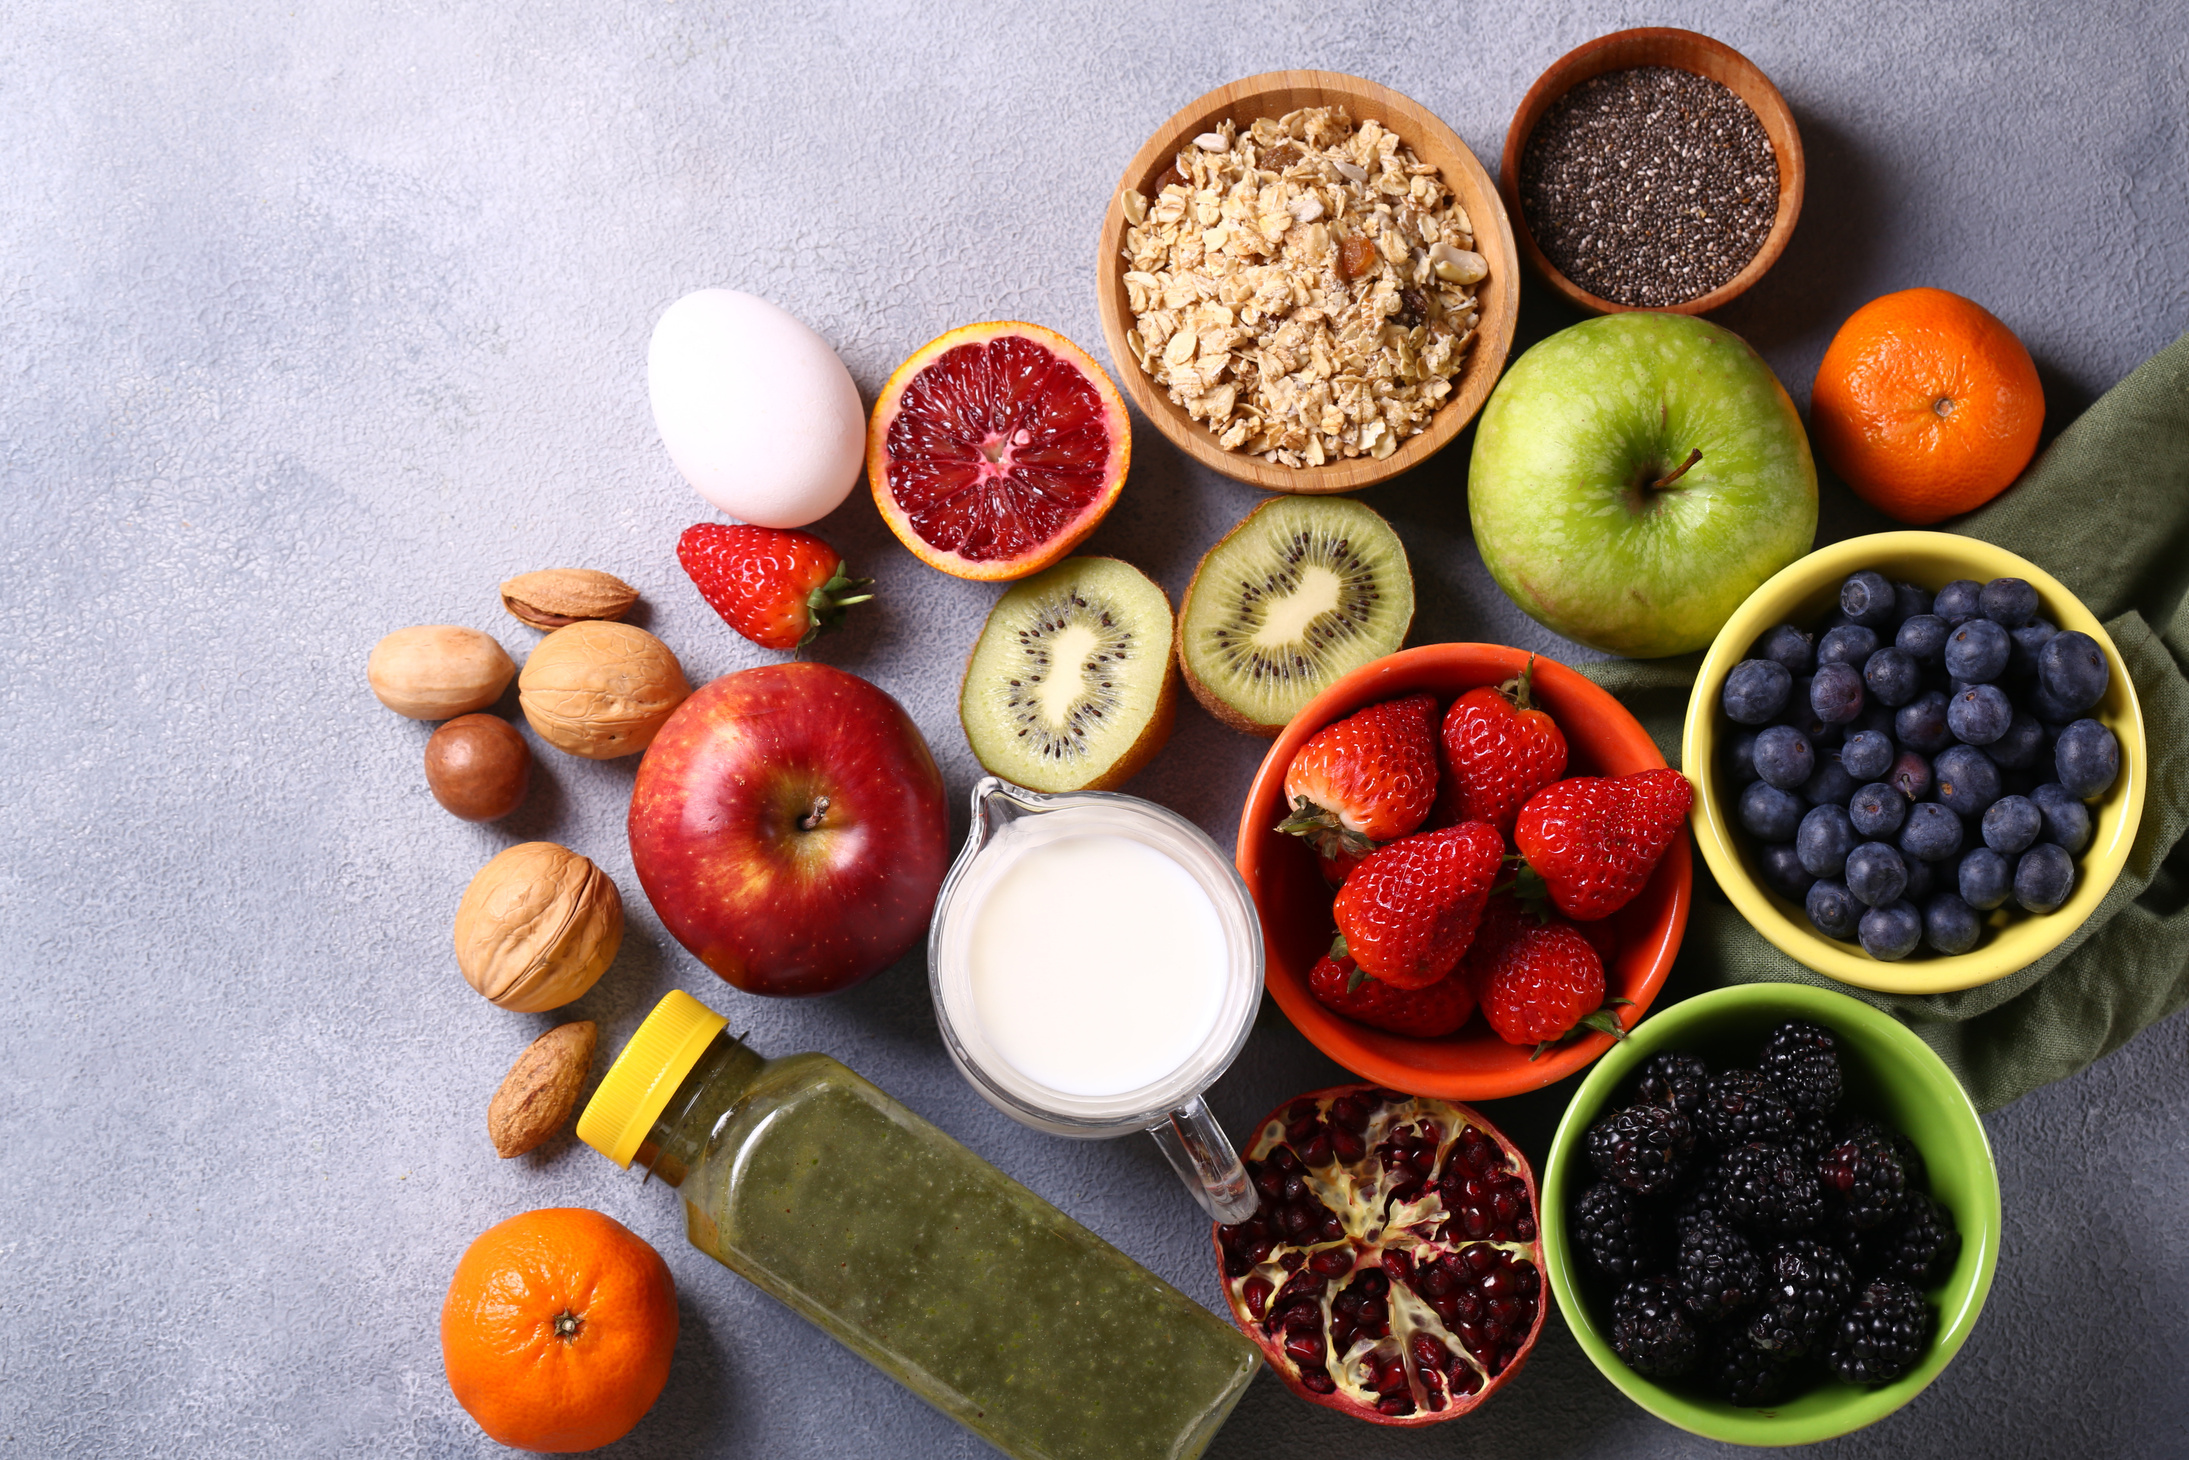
[1519, 66, 1779, 308]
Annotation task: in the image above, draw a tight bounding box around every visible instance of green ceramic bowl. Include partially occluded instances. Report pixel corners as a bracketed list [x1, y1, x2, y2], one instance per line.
[1542, 983, 2001, 1446]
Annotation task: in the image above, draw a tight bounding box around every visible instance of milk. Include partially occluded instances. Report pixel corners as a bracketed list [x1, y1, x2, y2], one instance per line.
[964, 827, 1229, 1099]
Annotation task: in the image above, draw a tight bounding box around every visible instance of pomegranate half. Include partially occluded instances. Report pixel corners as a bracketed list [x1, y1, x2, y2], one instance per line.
[1214, 1085, 1545, 1424]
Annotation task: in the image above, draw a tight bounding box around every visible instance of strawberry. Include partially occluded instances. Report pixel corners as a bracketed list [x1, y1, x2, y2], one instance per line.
[1307, 950, 1474, 1037]
[1473, 899, 1614, 1048]
[1514, 768, 1693, 921]
[1331, 822, 1504, 989]
[1278, 693, 1438, 859]
[1438, 659, 1568, 836]
[677, 523, 873, 651]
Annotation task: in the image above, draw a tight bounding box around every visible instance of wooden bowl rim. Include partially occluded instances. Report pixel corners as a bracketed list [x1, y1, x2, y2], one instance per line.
[1498, 28, 1806, 317]
[1095, 69, 1520, 495]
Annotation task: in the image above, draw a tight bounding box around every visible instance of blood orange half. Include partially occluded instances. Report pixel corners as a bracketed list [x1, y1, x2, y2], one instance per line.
[868, 322, 1130, 581]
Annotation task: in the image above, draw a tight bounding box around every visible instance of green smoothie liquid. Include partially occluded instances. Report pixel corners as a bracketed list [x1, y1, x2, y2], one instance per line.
[636, 1037, 1259, 1460]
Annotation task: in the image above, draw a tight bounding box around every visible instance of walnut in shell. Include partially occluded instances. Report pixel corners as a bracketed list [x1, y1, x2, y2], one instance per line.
[453, 842, 624, 1011]
[500, 568, 639, 630]
[487, 1020, 597, 1157]
[518, 621, 690, 759]
[368, 626, 515, 720]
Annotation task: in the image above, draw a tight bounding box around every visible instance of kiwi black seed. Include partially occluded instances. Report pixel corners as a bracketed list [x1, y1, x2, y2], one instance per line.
[959, 556, 1177, 793]
[1177, 496, 1414, 735]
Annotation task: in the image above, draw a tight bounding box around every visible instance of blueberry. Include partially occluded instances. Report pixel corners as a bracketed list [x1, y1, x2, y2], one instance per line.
[1923, 893, 1983, 955]
[1982, 795, 2042, 855]
[1752, 725, 1815, 790]
[1840, 571, 1899, 630]
[2014, 843, 2077, 914]
[1849, 782, 1907, 839]
[1725, 729, 1761, 788]
[1778, 677, 1831, 740]
[1889, 750, 1933, 803]
[1933, 744, 2002, 818]
[1933, 579, 1984, 625]
[1797, 804, 1859, 878]
[2009, 618, 2058, 678]
[1902, 852, 1934, 904]
[1975, 577, 2038, 629]
[1893, 582, 1934, 625]
[1895, 614, 1951, 664]
[1801, 752, 1861, 808]
[2054, 718, 2120, 799]
[2037, 631, 2110, 715]
[1806, 878, 1862, 939]
[1946, 683, 2013, 745]
[1753, 623, 1817, 677]
[1758, 843, 1817, 901]
[1811, 662, 1865, 724]
[1844, 841, 1909, 908]
[1958, 847, 2013, 910]
[1894, 691, 1954, 753]
[1899, 802, 1965, 862]
[2026, 679, 2083, 726]
[1840, 730, 1894, 782]
[1721, 658, 1790, 725]
[1944, 619, 2011, 682]
[1740, 782, 1808, 843]
[1817, 624, 1880, 668]
[2030, 782, 2093, 854]
[1862, 647, 1923, 708]
[1859, 900, 1924, 960]
[1986, 711, 2046, 770]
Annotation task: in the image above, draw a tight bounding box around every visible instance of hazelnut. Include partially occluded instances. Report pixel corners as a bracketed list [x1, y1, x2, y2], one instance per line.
[453, 842, 623, 1011]
[424, 714, 531, 821]
[368, 626, 515, 720]
[519, 621, 689, 759]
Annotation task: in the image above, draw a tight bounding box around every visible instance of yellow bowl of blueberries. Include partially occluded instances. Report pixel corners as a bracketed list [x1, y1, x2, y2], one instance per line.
[1684, 531, 2146, 995]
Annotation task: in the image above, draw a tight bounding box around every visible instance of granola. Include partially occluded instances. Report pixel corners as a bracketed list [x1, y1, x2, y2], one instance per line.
[1118, 106, 1487, 467]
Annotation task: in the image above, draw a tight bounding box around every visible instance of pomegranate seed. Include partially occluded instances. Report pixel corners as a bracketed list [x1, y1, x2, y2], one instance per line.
[1411, 1334, 1446, 1368]
[1286, 1115, 1319, 1144]
[1330, 1095, 1368, 1131]
[1452, 1364, 1483, 1396]
[1419, 1120, 1443, 1145]
[1461, 1206, 1490, 1239]
[1457, 1320, 1486, 1351]
[1377, 1394, 1416, 1416]
[1278, 1251, 1304, 1273]
[1381, 1250, 1414, 1283]
[1422, 1370, 1448, 1408]
[1301, 1133, 1333, 1166]
[1253, 1166, 1284, 1199]
[1479, 1266, 1512, 1300]
[1272, 1145, 1302, 1174]
[1357, 1268, 1388, 1297]
[1329, 1126, 1366, 1163]
[1463, 1245, 1497, 1276]
[1456, 1291, 1483, 1323]
[1310, 1248, 1353, 1278]
[1223, 1250, 1250, 1278]
[1243, 1276, 1273, 1318]
[1248, 1238, 1276, 1264]
[1284, 1331, 1325, 1364]
[1358, 1298, 1386, 1328]
[1282, 1205, 1316, 1239]
[1330, 1318, 1357, 1348]
[1486, 1346, 1509, 1377]
[1318, 1214, 1343, 1241]
[1432, 1295, 1460, 1324]
[1418, 1265, 1453, 1298]
[1515, 1214, 1537, 1241]
[1300, 1368, 1337, 1394]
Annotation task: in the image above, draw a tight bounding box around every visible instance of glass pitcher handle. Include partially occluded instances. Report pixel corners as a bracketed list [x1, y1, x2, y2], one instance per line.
[1148, 1095, 1258, 1224]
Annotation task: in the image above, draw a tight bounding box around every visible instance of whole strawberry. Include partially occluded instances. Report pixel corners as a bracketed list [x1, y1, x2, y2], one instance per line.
[1515, 769, 1693, 921]
[677, 523, 873, 651]
[1439, 659, 1569, 835]
[1471, 897, 1615, 1047]
[1307, 950, 1474, 1037]
[1278, 693, 1438, 859]
[1332, 822, 1504, 989]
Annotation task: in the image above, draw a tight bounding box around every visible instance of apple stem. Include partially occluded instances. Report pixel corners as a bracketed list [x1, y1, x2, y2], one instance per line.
[1650, 448, 1703, 490]
[799, 796, 831, 831]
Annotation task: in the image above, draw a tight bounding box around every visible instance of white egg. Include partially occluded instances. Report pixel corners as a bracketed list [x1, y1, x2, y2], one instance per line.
[647, 289, 866, 528]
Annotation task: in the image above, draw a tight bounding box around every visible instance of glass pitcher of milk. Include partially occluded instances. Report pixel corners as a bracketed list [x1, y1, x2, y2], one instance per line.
[929, 777, 1263, 1223]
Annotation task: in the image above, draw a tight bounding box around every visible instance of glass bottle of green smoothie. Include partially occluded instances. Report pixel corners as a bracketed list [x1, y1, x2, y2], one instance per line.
[577, 990, 1260, 1460]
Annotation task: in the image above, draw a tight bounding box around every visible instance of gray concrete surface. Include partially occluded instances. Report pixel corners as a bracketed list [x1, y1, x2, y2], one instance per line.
[3, 2, 2186, 1456]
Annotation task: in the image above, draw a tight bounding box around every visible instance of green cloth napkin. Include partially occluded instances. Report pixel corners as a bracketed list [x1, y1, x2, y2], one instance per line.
[1579, 330, 2189, 1111]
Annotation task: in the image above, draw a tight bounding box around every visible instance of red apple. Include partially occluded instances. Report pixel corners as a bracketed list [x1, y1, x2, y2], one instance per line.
[628, 661, 950, 997]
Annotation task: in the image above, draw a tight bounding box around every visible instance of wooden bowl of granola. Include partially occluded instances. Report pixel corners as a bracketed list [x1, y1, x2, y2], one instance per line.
[1096, 71, 1519, 494]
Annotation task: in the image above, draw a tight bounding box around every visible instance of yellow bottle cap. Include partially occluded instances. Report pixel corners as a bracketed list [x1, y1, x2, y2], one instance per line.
[576, 989, 729, 1169]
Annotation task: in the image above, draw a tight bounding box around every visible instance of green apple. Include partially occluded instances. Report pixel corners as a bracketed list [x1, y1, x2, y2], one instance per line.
[1468, 313, 1816, 658]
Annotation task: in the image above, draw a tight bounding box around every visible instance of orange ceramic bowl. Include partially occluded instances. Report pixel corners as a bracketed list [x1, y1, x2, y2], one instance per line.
[1237, 644, 1692, 1100]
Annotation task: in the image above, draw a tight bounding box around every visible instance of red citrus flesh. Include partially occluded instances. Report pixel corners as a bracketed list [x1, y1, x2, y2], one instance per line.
[1214, 1085, 1545, 1425]
[867, 321, 1129, 581]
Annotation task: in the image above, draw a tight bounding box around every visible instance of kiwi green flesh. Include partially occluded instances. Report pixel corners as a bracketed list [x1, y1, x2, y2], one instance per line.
[1177, 496, 1413, 736]
[959, 556, 1178, 793]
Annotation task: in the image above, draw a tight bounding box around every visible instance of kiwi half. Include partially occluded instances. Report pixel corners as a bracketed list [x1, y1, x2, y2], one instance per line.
[959, 556, 1178, 792]
[1176, 496, 1414, 736]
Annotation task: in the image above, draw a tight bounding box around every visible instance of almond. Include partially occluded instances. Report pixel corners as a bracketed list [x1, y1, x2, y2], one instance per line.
[500, 568, 639, 630]
[487, 1020, 597, 1157]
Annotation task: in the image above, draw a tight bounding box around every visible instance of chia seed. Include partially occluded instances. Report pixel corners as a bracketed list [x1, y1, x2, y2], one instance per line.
[1518, 66, 1779, 308]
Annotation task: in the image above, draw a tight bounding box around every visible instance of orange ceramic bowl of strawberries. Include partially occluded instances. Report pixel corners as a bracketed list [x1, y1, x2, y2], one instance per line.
[1237, 644, 1692, 1100]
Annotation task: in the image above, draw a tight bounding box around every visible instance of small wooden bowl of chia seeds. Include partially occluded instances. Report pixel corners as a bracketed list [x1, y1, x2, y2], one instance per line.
[1501, 29, 1804, 315]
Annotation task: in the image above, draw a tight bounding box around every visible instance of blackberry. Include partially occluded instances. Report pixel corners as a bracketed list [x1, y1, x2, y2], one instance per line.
[1699, 1324, 1801, 1407]
[1829, 1278, 1934, 1385]
[1820, 1121, 1911, 1230]
[1790, 1110, 1835, 1157]
[1636, 1051, 1711, 1123]
[1697, 1067, 1799, 1148]
[1677, 1218, 1762, 1323]
[1718, 1140, 1825, 1234]
[1857, 1193, 1962, 1288]
[1575, 1181, 1668, 1281]
[1758, 1021, 1842, 1115]
[1611, 1275, 1699, 1379]
[1746, 1240, 1854, 1358]
[1671, 1156, 1724, 1237]
[1586, 1104, 1697, 1195]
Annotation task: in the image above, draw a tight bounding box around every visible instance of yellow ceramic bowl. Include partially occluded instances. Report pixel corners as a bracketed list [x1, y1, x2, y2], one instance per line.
[1685, 531, 2146, 994]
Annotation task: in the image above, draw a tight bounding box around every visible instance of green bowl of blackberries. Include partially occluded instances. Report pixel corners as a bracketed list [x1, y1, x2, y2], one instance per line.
[1542, 982, 2000, 1445]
